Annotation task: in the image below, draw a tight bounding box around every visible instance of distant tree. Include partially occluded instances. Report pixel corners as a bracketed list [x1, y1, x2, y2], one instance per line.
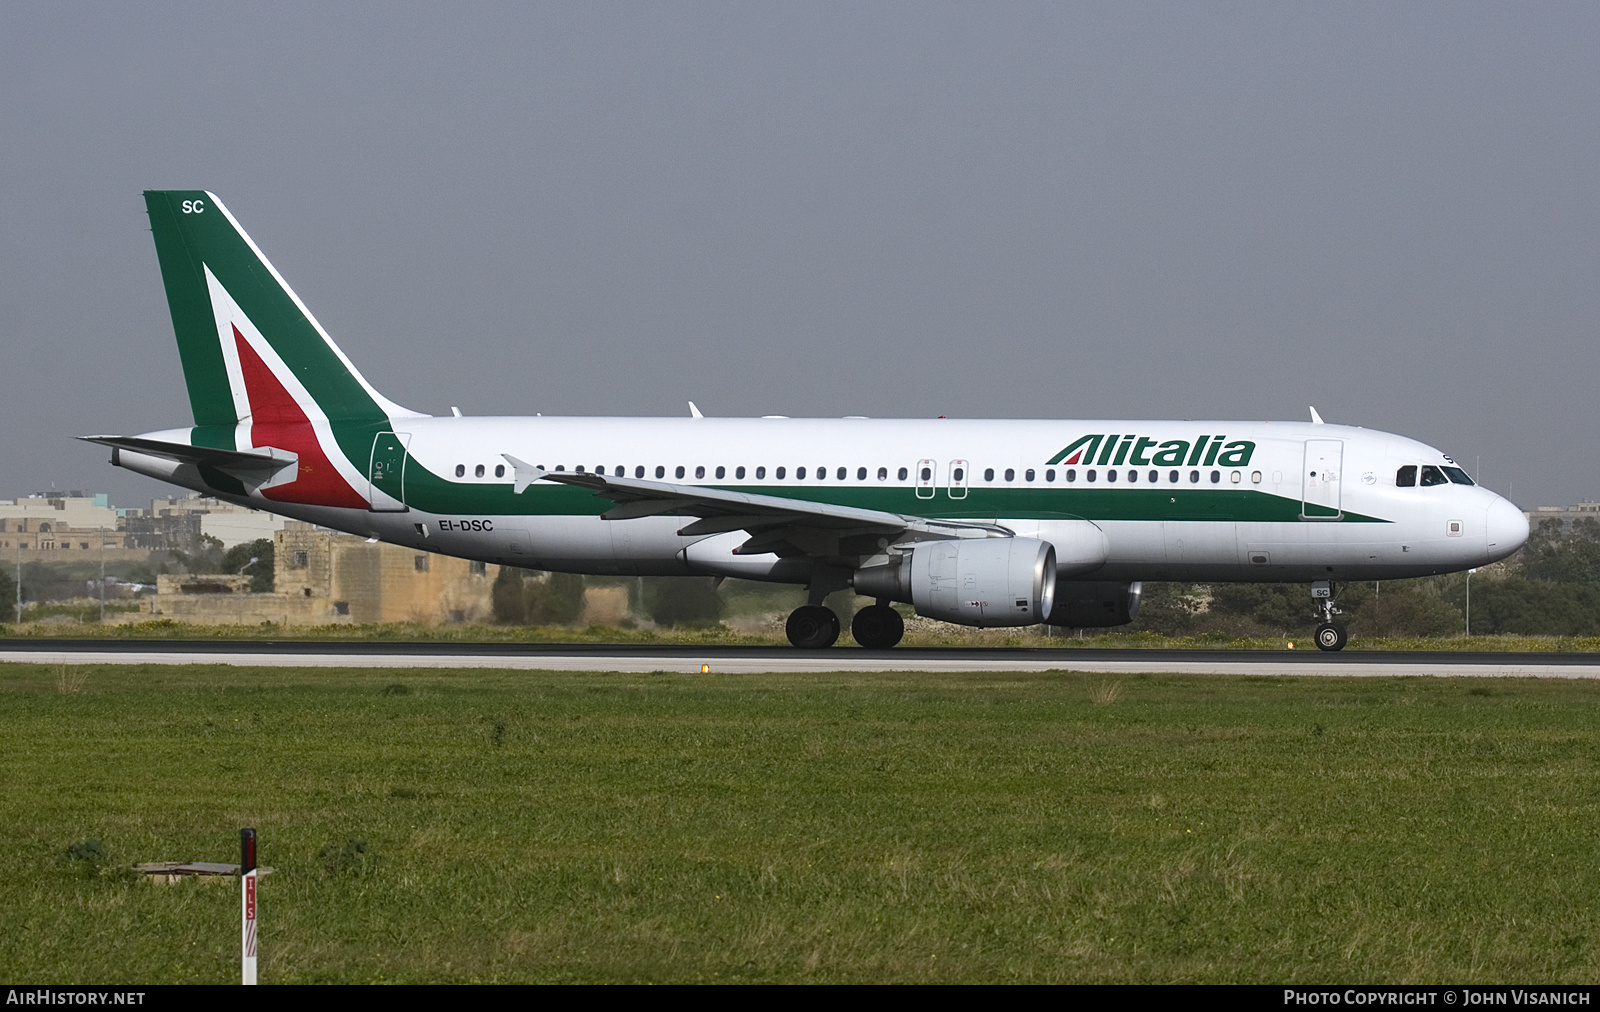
[491, 569, 587, 626]
[526, 572, 586, 625]
[219, 539, 274, 592]
[1348, 579, 1461, 637]
[0, 565, 15, 621]
[1126, 582, 1205, 634]
[642, 577, 723, 627]
[1519, 517, 1600, 586]
[492, 566, 527, 624]
[1208, 583, 1312, 634]
[1454, 575, 1600, 636]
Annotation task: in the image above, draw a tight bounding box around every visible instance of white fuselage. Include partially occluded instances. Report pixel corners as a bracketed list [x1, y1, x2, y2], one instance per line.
[116, 416, 1529, 586]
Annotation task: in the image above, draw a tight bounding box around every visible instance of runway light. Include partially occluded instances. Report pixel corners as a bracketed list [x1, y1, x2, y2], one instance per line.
[701, 664, 711, 673]
[1287, 642, 1295, 650]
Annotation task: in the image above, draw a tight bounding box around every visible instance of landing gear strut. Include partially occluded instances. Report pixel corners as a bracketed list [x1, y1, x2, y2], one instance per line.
[786, 605, 840, 649]
[852, 603, 905, 650]
[1311, 579, 1347, 652]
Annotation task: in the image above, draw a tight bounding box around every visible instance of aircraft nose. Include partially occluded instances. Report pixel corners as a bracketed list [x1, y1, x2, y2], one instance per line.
[1485, 496, 1528, 562]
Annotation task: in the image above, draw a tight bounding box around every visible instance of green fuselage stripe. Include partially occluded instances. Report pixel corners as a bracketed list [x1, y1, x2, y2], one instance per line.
[387, 452, 1387, 524]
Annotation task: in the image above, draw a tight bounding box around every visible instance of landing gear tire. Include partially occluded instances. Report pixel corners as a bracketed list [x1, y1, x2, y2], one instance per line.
[1315, 622, 1348, 652]
[786, 605, 841, 649]
[851, 605, 905, 650]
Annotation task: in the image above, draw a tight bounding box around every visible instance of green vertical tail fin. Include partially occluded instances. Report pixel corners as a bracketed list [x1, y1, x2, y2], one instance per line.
[143, 190, 422, 429]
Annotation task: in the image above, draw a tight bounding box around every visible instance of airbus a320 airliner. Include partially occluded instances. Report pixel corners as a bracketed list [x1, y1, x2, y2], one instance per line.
[85, 191, 1529, 651]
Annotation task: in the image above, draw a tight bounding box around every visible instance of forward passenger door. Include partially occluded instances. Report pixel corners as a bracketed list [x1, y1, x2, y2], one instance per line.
[1302, 440, 1343, 520]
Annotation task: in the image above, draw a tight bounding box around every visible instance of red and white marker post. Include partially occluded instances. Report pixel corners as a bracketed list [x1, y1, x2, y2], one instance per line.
[241, 828, 258, 985]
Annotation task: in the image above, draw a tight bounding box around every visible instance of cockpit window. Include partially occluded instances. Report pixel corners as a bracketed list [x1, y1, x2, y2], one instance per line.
[1420, 465, 1448, 486]
[1396, 465, 1416, 487]
[1441, 466, 1475, 486]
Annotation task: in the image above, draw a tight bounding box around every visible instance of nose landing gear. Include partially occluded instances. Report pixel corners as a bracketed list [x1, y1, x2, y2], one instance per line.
[1311, 579, 1347, 652]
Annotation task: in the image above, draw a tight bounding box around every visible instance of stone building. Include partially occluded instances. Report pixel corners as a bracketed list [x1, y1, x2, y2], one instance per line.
[0, 493, 147, 560]
[136, 522, 501, 626]
[147, 494, 288, 548]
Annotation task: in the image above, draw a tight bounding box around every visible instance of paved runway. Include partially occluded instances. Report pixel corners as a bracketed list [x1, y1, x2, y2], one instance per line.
[4, 639, 1600, 677]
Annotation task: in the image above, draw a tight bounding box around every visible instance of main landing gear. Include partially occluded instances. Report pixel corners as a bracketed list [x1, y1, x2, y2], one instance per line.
[851, 603, 905, 650]
[786, 605, 840, 649]
[1311, 579, 1347, 652]
[784, 601, 905, 649]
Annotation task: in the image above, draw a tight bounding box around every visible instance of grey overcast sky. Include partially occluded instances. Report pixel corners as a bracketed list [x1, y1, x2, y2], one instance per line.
[2, 2, 1596, 508]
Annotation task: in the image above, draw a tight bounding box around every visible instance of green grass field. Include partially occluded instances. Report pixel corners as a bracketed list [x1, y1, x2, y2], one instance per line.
[3, 662, 1599, 983]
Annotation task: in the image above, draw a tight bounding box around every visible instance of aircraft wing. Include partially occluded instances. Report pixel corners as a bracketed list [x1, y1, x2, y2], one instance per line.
[502, 454, 1004, 556]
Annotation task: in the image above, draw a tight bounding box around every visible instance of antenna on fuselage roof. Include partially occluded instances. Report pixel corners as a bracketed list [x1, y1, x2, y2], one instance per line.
[1309, 406, 1325, 424]
[688, 401, 704, 419]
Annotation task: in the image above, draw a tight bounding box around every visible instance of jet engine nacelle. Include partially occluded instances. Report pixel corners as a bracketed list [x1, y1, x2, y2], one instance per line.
[1044, 581, 1143, 628]
[854, 537, 1057, 627]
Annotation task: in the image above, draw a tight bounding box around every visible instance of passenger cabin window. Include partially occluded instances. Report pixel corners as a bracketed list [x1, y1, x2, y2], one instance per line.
[1046, 469, 1056, 482]
[756, 466, 766, 479]
[636, 466, 645, 478]
[1005, 468, 1015, 482]
[675, 466, 685, 479]
[857, 467, 867, 480]
[735, 466, 745, 479]
[695, 466, 705, 479]
[715, 466, 725, 479]
[898, 467, 908, 481]
[655, 466, 666, 479]
[1397, 465, 1416, 487]
[984, 468, 995, 482]
[797, 467, 807, 479]
[837, 467, 847, 480]
[455, 464, 465, 477]
[1420, 465, 1448, 486]
[495, 464, 505, 478]
[776, 467, 786, 479]
[878, 467, 888, 480]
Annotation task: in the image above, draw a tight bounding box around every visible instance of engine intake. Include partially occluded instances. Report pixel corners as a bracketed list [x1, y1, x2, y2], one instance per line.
[854, 537, 1056, 627]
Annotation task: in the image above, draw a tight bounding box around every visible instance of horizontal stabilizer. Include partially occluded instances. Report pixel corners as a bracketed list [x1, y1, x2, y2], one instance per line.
[81, 435, 298, 478]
